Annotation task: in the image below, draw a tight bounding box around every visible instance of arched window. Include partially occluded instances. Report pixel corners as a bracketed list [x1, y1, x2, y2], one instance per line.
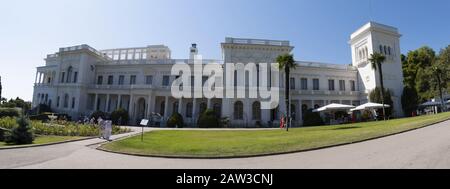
[173, 102, 179, 114]
[66, 66, 73, 83]
[301, 104, 308, 120]
[364, 47, 368, 59]
[160, 101, 165, 115]
[199, 102, 207, 114]
[234, 101, 243, 120]
[384, 46, 387, 55]
[388, 46, 391, 55]
[271, 106, 279, 121]
[186, 102, 193, 118]
[56, 96, 60, 107]
[252, 101, 261, 120]
[359, 50, 362, 60]
[213, 103, 221, 117]
[290, 104, 296, 121]
[63, 94, 69, 108]
[379, 45, 383, 54]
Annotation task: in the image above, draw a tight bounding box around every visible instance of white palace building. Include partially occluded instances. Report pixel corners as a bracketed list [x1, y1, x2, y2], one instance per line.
[32, 22, 405, 127]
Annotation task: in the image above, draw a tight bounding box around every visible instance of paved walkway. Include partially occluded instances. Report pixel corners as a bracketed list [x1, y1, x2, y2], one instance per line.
[1, 120, 450, 169]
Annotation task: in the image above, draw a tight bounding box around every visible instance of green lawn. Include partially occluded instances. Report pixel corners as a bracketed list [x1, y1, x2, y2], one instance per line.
[101, 112, 450, 158]
[0, 136, 86, 147]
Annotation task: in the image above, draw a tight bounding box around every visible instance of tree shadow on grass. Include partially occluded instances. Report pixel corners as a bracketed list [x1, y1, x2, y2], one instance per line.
[331, 126, 362, 130]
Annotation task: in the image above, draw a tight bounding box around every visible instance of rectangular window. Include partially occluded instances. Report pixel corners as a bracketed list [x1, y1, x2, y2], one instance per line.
[73, 72, 78, 83]
[290, 78, 295, 90]
[61, 72, 65, 83]
[107, 75, 114, 85]
[313, 78, 319, 90]
[350, 80, 356, 91]
[146, 75, 153, 85]
[56, 96, 60, 107]
[130, 75, 136, 85]
[97, 76, 103, 85]
[301, 78, 308, 90]
[162, 75, 170, 86]
[328, 79, 335, 91]
[118, 75, 124, 85]
[339, 80, 346, 91]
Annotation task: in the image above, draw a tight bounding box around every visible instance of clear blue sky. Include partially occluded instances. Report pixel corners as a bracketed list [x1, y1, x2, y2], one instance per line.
[0, 0, 449, 101]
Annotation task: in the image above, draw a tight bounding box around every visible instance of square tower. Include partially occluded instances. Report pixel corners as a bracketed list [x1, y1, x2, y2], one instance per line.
[350, 22, 405, 117]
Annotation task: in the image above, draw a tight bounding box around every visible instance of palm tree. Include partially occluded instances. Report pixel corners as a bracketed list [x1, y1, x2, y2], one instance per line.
[368, 52, 387, 120]
[277, 54, 296, 131]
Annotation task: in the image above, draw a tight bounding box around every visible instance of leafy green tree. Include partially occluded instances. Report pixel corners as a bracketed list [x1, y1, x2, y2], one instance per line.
[401, 86, 419, 117]
[431, 45, 450, 111]
[369, 87, 394, 118]
[277, 54, 296, 131]
[368, 52, 387, 120]
[1, 97, 31, 113]
[5, 116, 35, 144]
[402, 46, 436, 102]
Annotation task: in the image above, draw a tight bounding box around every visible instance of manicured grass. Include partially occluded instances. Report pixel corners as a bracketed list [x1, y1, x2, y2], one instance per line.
[101, 112, 450, 158]
[0, 135, 86, 147]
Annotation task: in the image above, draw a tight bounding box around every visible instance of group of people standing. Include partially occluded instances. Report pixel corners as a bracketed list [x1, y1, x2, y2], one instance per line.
[79, 116, 112, 141]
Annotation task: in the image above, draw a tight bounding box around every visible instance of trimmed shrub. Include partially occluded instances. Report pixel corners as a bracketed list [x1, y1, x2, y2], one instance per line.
[29, 114, 50, 121]
[167, 112, 184, 128]
[0, 128, 6, 142]
[198, 109, 220, 128]
[303, 110, 324, 126]
[5, 116, 35, 144]
[0, 108, 19, 118]
[90, 111, 108, 120]
[111, 108, 129, 125]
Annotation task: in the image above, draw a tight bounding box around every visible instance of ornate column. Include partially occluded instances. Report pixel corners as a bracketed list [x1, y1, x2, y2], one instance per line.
[147, 94, 152, 118]
[129, 94, 134, 118]
[178, 98, 183, 114]
[117, 94, 122, 109]
[207, 98, 212, 109]
[164, 96, 169, 119]
[105, 94, 110, 112]
[192, 98, 197, 126]
[94, 93, 98, 111]
[35, 71, 38, 84]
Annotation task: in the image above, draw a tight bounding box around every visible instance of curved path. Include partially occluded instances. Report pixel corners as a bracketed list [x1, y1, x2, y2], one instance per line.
[1, 120, 450, 169]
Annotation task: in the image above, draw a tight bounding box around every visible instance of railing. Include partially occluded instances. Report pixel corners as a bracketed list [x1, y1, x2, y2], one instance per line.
[225, 37, 290, 46]
[88, 84, 154, 90]
[58, 44, 111, 60]
[297, 61, 356, 70]
[108, 59, 223, 65]
[296, 90, 361, 96]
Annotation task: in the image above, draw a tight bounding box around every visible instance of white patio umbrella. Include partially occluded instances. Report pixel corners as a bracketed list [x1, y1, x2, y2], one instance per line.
[313, 103, 355, 112]
[420, 101, 442, 107]
[350, 102, 390, 112]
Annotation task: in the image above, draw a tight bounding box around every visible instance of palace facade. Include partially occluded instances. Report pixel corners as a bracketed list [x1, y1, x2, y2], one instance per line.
[32, 22, 405, 127]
